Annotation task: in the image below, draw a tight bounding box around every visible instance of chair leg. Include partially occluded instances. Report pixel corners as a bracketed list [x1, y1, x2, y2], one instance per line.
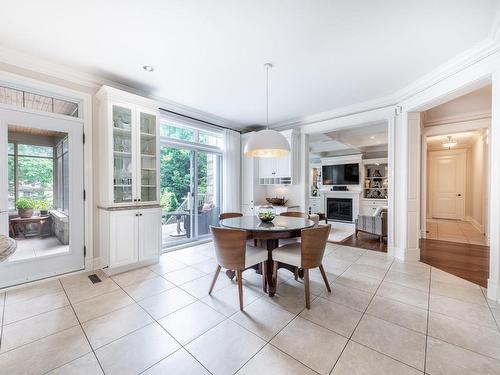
[294, 268, 299, 281]
[237, 270, 243, 310]
[272, 261, 278, 288]
[380, 235, 383, 243]
[355, 229, 358, 238]
[262, 261, 267, 293]
[304, 268, 311, 309]
[208, 265, 221, 295]
[319, 264, 331, 293]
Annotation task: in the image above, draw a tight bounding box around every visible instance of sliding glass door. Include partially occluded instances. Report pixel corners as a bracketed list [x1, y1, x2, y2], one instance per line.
[160, 144, 222, 250]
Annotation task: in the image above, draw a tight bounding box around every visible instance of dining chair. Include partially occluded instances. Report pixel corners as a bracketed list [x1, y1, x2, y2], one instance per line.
[279, 211, 309, 219]
[271, 224, 332, 309]
[209, 226, 268, 310]
[219, 212, 243, 221]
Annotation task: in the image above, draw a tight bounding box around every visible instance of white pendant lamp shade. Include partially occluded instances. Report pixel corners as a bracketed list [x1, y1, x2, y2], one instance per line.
[244, 129, 291, 157]
[245, 62, 290, 158]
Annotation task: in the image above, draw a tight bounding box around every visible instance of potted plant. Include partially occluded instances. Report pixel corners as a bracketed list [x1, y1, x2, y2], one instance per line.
[35, 199, 51, 216]
[16, 198, 36, 218]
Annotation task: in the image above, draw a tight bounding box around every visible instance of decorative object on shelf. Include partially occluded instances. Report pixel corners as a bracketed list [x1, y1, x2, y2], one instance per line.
[15, 198, 35, 218]
[442, 135, 457, 149]
[372, 169, 382, 177]
[244, 63, 291, 158]
[364, 179, 370, 189]
[266, 197, 287, 206]
[258, 205, 276, 222]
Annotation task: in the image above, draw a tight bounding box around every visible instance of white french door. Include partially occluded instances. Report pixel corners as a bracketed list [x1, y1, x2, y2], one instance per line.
[0, 107, 84, 288]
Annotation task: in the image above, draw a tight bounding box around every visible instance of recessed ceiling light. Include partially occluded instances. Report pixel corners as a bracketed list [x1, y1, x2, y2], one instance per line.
[370, 135, 376, 140]
[142, 65, 154, 72]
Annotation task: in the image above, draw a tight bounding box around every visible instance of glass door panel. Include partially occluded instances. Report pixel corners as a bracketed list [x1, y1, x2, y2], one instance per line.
[140, 111, 157, 202]
[160, 145, 194, 249]
[195, 151, 221, 237]
[112, 105, 133, 204]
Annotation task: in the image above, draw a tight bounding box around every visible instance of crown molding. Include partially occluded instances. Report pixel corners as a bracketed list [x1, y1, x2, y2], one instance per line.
[0, 45, 242, 130]
[270, 6, 500, 131]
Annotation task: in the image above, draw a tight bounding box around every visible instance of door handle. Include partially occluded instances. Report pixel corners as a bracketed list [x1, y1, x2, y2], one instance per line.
[457, 194, 462, 197]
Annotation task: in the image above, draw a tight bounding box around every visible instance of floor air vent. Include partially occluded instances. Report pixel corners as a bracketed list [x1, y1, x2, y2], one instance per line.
[88, 274, 102, 284]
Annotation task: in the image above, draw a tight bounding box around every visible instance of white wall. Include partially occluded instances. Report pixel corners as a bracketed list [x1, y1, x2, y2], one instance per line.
[470, 132, 488, 231]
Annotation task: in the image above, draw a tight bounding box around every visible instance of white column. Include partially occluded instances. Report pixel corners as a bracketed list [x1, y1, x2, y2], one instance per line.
[299, 131, 310, 213]
[488, 71, 500, 302]
[392, 111, 421, 261]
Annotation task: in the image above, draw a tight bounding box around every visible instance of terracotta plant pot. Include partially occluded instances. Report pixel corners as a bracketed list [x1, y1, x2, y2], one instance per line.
[18, 208, 33, 218]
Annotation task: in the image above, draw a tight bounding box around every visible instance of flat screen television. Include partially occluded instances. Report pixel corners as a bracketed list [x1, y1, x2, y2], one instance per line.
[322, 163, 359, 185]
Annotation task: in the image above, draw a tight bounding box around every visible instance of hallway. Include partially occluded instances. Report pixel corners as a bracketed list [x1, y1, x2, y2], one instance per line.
[426, 219, 488, 246]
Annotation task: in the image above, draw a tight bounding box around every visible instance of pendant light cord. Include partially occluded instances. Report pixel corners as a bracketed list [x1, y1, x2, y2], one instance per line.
[264, 63, 272, 129]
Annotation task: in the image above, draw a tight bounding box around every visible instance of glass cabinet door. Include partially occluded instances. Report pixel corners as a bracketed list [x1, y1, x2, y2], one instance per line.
[112, 105, 134, 204]
[139, 111, 157, 202]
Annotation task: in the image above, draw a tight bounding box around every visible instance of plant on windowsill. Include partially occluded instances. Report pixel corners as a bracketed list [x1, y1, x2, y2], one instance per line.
[35, 199, 52, 216]
[15, 198, 36, 218]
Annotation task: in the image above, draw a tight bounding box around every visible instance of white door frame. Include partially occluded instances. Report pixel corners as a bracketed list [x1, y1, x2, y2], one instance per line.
[0, 70, 93, 277]
[0, 107, 85, 287]
[420, 119, 491, 237]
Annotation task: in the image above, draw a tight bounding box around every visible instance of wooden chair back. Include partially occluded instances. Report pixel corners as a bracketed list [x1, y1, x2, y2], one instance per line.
[219, 212, 243, 221]
[280, 211, 309, 219]
[210, 226, 247, 270]
[300, 224, 331, 268]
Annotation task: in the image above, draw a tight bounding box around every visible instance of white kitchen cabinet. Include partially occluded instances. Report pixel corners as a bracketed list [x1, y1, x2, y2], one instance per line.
[258, 129, 299, 185]
[96, 86, 160, 207]
[99, 207, 161, 270]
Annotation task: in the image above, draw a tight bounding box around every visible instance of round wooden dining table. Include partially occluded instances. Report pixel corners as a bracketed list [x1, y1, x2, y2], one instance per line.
[220, 215, 314, 296]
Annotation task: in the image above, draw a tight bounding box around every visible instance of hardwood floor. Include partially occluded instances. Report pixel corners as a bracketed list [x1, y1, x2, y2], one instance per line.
[338, 232, 387, 253]
[420, 238, 489, 287]
[336, 234, 489, 288]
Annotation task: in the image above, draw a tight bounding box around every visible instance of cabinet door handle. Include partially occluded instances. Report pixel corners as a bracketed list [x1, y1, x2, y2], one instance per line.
[135, 213, 139, 216]
[138, 198, 141, 201]
[139, 213, 143, 216]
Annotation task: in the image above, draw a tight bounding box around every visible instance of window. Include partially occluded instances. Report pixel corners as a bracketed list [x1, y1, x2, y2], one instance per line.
[56, 137, 70, 213]
[160, 122, 223, 147]
[7, 136, 69, 213]
[0, 85, 79, 117]
[17, 144, 54, 204]
[7, 143, 14, 209]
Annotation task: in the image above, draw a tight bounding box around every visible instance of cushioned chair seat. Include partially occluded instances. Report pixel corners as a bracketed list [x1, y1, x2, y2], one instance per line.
[245, 245, 268, 268]
[271, 242, 301, 267]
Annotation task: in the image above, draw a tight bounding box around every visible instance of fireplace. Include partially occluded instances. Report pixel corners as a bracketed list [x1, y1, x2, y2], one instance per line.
[326, 198, 353, 222]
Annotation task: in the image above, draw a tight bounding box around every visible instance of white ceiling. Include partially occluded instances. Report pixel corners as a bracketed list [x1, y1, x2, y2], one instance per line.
[0, 1, 498, 127]
[310, 122, 388, 156]
[426, 131, 481, 150]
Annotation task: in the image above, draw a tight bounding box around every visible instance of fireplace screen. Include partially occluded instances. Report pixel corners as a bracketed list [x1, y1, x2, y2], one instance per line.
[326, 198, 353, 222]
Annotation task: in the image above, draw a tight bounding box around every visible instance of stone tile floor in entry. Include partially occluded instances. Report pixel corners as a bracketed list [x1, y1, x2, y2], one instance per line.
[1, 242, 500, 374]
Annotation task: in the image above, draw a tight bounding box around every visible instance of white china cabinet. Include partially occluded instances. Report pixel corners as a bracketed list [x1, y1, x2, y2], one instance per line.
[96, 86, 161, 271]
[96, 86, 160, 207]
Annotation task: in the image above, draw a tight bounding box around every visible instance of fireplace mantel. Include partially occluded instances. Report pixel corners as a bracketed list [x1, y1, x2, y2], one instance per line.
[322, 190, 360, 223]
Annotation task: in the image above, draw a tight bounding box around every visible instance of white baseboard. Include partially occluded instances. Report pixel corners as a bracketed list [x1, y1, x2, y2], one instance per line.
[92, 257, 106, 270]
[487, 279, 500, 303]
[393, 246, 420, 262]
[465, 216, 484, 233]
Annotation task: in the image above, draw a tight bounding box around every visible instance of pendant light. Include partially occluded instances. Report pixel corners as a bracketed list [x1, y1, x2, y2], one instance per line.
[244, 63, 291, 157]
[441, 135, 457, 149]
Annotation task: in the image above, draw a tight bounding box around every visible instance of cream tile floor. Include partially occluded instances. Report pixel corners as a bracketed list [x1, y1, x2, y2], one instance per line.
[426, 219, 488, 245]
[1, 242, 500, 374]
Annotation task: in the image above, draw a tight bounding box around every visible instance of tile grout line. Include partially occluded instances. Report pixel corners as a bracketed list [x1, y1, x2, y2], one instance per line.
[115, 275, 216, 375]
[423, 264, 432, 374]
[481, 287, 500, 333]
[40, 279, 107, 375]
[328, 257, 396, 374]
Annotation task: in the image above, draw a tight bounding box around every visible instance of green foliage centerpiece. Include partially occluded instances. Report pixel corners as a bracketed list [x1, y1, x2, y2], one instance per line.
[258, 205, 276, 222]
